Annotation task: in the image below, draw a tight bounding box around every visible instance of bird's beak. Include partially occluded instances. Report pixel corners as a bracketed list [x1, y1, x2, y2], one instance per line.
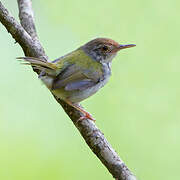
[119, 44, 136, 50]
[113, 44, 136, 53]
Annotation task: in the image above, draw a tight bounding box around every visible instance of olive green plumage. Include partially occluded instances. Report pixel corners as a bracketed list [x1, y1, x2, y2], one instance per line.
[18, 38, 135, 120]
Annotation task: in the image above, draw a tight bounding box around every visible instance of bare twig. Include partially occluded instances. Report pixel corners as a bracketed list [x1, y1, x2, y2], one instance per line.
[16, 0, 47, 72]
[0, 1, 137, 179]
[17, 0, 37, 39]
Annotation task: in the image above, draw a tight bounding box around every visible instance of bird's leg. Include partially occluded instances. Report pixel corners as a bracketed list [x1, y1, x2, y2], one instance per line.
[75, 103, 95, 121]
[64, 100, 95, 121]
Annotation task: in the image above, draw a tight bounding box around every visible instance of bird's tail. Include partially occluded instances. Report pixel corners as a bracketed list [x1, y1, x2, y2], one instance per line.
[17, 57, 58, 76]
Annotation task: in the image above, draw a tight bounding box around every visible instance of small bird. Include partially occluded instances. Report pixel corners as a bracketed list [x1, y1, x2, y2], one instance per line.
[18, 38, 135, 121]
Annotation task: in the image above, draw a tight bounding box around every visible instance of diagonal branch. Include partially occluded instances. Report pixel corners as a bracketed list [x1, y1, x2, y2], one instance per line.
[17, 0, 37, 39]
[0, 2, 46, 59]
[0, 1, 137, 180]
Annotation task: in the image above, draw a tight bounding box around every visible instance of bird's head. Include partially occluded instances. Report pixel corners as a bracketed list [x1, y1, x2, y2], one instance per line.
[82, 38, 136, 63]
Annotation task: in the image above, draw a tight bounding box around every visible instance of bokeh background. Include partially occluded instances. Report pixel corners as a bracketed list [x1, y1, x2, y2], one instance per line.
[0, 0, 180, 179]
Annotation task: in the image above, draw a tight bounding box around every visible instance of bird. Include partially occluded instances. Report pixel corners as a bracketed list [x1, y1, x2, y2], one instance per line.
[18, 38, 135, 121]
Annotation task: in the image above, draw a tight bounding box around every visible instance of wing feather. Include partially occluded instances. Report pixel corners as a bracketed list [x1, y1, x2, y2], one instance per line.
[52, 64, 101, 91]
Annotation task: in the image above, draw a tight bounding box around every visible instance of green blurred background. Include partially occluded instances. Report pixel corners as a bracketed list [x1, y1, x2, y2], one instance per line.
[0, 0, 180, 179]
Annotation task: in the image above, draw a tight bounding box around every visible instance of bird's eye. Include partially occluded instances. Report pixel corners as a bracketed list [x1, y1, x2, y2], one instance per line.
[102, 46, 109, 51]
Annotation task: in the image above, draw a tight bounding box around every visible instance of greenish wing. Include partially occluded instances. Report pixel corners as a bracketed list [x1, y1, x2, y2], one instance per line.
[52, 64, 102, 91]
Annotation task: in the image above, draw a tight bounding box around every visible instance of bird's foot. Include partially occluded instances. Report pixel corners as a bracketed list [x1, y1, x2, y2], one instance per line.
[64, 100, 95, 122]
[78, 109, 95, 122]
[74, 103, 95, 122]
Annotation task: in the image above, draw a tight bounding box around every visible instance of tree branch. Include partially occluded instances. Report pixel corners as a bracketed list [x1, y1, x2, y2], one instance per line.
[0, 1, 137, 179]
[17, 0, 37, 39]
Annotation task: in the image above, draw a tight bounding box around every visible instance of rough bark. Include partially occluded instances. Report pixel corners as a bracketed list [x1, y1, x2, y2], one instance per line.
[0, 1, 137, 180]
[17, 0, 37, 39]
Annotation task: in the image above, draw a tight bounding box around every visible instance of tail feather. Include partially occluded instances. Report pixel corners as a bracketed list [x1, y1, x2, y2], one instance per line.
[17, 57, 58, 76]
